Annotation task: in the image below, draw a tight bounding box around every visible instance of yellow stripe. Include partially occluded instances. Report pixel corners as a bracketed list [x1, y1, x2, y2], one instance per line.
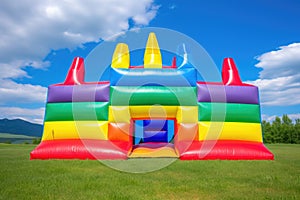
[42, 121, 108, 141]
[109, 106, 131, 123]
[177, 106, 198, 123]
[111, 43, 130, 69]
[144, 32, 162, 68]
[129, 147, 178, 158]
[130, 106, 178, 119]
[198, 122, 262, 142]
[109, 106, 179, 122]
[109, 106, 198, 122]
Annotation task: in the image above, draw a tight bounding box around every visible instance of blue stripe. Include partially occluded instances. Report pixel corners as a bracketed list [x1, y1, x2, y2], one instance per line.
[110, 68, 197, 86]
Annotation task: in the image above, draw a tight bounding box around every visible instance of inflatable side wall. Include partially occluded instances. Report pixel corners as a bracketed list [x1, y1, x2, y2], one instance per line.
[30, 33, 274, 160]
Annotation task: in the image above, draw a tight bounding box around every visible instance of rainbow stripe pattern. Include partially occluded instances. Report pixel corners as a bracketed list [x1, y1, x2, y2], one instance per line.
[30, 33, 274, 160]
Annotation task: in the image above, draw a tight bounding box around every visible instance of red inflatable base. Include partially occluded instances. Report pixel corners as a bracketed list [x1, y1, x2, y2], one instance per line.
[177, 140, 274, 160]
[31, 140, 274, 160]
[30, 139, 131, 160]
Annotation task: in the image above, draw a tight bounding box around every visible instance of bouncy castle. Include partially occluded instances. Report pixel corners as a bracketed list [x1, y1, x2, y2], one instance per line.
[30, 32, 274, 160]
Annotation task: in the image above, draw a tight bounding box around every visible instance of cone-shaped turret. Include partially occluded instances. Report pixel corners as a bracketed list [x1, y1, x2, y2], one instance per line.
[222, 58, 243, 85]
[64, 57, 85, 85]
[144, 32, 162, 68]
[111, 43, 130, 69]
[178, 43, 189, 68]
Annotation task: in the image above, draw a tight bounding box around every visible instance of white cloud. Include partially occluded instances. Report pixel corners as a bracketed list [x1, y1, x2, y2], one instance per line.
[255, 43, 300, 79]
[0, 80, 47, 105]
[0, 0, 159, 85]
[132, 4, 160, 25]
[0, 107, 45, 124]
[248, 43, 300, 106]
[0, 60, 50, 79]
[0, 0, 159, 66]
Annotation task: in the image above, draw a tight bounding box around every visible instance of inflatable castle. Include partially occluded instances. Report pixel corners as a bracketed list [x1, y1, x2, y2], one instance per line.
[30, 32, 274, 160]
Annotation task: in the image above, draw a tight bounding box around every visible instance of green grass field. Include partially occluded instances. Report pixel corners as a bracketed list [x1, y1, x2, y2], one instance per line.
[0, 144, 299, 200]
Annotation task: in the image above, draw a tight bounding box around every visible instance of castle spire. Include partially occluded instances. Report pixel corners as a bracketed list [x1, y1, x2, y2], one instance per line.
[222, 58, 243, 85]
[144, 32, 162, 68]
[64, 57, 85, 85]
[111, 43, 130, 69]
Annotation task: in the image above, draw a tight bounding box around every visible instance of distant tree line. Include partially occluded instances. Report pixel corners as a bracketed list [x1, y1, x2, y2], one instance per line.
[262, 115, 300, 144]
[32, 138, 41, 144]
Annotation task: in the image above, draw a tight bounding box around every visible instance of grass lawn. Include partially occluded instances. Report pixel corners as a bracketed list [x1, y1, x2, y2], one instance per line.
[0, 144, 299, 200]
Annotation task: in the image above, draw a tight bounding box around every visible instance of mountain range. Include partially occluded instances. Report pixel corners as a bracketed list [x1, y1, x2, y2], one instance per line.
[0, 118, 42, 137]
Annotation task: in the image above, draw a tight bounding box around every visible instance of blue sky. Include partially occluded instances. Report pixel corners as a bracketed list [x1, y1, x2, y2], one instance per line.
[0, 0, 299, 123]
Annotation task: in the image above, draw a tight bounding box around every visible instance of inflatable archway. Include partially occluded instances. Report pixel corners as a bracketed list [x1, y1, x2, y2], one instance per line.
[30, 33, 274, 160]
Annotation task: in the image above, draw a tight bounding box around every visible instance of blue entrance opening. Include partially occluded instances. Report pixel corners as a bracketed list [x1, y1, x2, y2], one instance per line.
[134, 119, 175, 145]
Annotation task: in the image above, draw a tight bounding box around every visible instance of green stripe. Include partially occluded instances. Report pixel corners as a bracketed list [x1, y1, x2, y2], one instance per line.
[198, 102, 261, 123]
[45, 102, 108, 121]
[110, 86, 197, 106]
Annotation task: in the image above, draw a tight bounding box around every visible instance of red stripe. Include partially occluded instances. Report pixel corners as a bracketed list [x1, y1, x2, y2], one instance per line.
[177, 140, 274, 160]
[31, 139, 274, 160]
[30, 139, 131, 160]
